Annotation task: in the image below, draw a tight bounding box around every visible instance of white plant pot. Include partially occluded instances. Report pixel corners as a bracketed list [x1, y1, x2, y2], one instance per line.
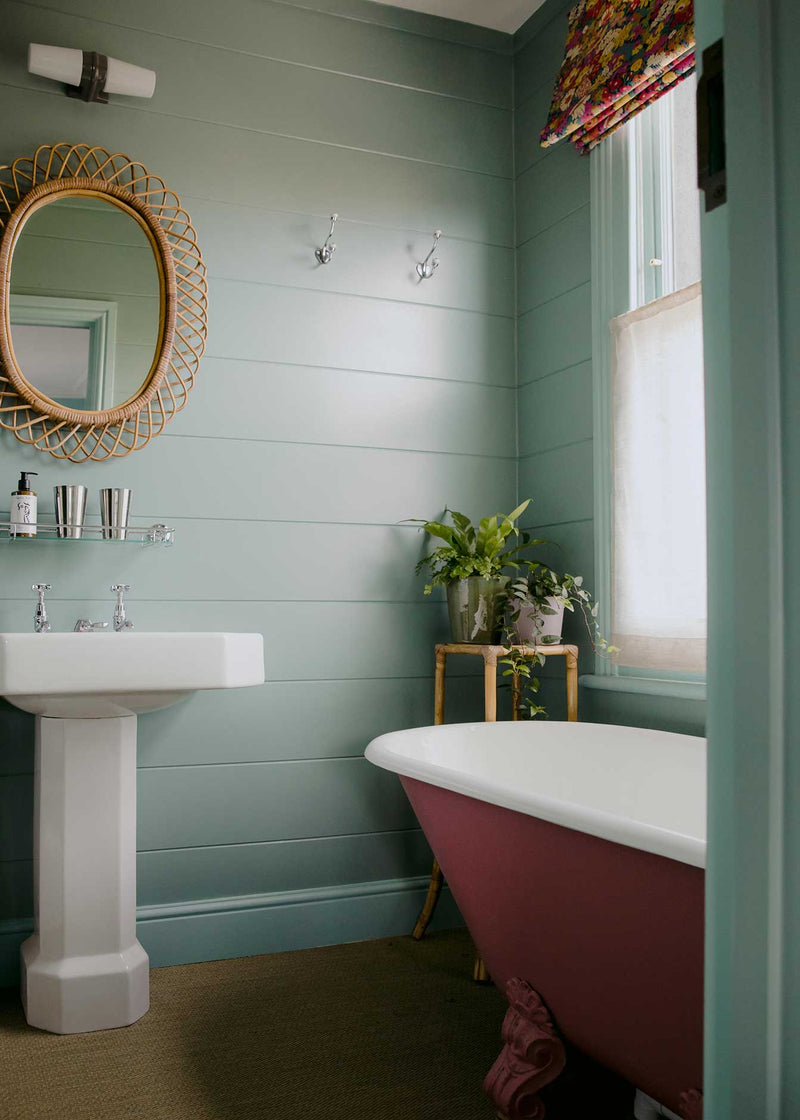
[512, 595, 566, 646]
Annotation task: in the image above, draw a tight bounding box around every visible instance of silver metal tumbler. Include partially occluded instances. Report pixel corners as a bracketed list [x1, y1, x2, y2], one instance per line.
[54, 485, 88, 539]
[100, 488, 132, 540]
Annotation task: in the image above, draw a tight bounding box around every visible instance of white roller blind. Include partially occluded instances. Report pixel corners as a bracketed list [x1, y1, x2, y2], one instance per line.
[610, 282, 706, 672]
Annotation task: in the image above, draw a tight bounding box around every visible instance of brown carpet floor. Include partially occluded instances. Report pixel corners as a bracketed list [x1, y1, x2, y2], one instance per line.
[0, 929, 636, 1120]
[0, 930, 508, 1120]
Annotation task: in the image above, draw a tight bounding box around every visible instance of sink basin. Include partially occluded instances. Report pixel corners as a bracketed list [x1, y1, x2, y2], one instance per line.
[2, 629, 264, 1035]
[0, 631, 264, 717]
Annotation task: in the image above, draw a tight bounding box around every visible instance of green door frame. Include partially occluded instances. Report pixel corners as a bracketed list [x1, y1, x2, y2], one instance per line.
[699, 0, 798, 1114]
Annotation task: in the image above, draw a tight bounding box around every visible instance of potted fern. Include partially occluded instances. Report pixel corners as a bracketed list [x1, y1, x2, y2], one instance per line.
[411, 501, 539, 644]
[412, 498, 616, 717]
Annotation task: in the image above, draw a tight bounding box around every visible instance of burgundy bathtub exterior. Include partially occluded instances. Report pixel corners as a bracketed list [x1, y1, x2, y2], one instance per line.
[401, 776, 704, 1114]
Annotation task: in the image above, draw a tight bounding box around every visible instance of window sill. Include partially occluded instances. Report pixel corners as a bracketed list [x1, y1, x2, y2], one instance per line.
[579, 674, 707, 702]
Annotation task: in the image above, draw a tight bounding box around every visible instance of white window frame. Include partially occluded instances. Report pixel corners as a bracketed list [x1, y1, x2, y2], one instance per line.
[9, 294, 118, 410]
[590, 90, 706, 694]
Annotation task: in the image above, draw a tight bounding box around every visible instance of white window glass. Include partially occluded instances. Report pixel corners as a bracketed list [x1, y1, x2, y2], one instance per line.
[610, 283, 706, 671]
[671, 78, 702, 290]
[608, 77, 706, 675]
[12, 323, 91, 400]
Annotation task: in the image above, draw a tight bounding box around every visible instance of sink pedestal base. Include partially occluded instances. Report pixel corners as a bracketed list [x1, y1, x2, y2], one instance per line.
[21, 714, 149, 1034]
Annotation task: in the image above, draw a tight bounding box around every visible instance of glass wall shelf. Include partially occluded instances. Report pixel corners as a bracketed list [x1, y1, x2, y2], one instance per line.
[0, 521, 174, 545]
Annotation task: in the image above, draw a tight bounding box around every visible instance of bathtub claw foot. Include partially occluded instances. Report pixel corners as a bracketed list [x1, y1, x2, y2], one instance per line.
[483, 977, 566, 1120]
[679, 1089, 703, 1119]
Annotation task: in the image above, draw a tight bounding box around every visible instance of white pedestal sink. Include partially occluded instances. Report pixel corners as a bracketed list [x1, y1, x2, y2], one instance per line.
[0, 632, 264, 1034]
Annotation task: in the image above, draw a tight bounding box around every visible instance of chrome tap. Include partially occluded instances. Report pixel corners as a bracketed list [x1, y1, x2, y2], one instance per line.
[111, 584, 134, 632]
[32, 583, 51, 633]
[73, 619, 109, 633]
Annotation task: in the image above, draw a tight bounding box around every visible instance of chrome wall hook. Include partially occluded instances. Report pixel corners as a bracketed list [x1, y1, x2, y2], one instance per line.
[416, 229, 442, 279]
[314, 213, 338, 265]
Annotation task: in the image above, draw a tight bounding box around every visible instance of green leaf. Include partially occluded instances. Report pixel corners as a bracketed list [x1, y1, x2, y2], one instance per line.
[505, 499, 531, 524]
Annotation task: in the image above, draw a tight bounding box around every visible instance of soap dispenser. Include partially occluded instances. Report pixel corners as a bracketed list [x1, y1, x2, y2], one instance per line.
[11, 471, 38, 537]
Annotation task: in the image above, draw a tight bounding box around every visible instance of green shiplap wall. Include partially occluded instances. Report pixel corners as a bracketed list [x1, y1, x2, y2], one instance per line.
[512, 0, 705, 735]
[0, 0, 515, 981]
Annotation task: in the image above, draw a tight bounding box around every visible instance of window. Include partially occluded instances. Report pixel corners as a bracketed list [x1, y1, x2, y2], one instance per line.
[592, 76, 706, 679]
[9, 295, 118, 411]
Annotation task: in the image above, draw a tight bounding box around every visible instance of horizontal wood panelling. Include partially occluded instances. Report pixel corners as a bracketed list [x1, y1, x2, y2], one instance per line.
[0, 87, 515, 246]
[517, 438, 594, 526]
[0, 521, 463, 604]
[0, 757, 420, 857]
[518, 361, 593, 456]
[169, 360, 516, 451]
[2, 4, 512, 178]
[513, 3, 570, 103]
[14, 235, 157, 299]
[0, 0, 517, 965]
[135, 877, 462, 971]
[19, 0, 511, 106]
[5, 440, 515, 526]
[0, 677, 486, 777]
[515, 143, 590, 243]
[137, 758, 415, 850]
[0, 601, 485, 681]
[227, 0, 510, 53]
[0, 829, 436, 921]
[516, 205, 591, 314]
[206, 280, 515, 383]
[517, 281, 592, 383]
[513, 81, 557, 173]
[138, 829, 434, 905]
[522, 517, 595, 582]
[0, 877, 463, 984]
[183, 198, 515, 316]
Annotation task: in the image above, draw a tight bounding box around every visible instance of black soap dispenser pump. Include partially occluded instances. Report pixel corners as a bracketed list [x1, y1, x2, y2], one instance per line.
[11, 471, 38, 537]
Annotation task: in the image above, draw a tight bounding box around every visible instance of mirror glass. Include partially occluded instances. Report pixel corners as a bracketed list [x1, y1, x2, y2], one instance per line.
[8, 195, 161, 412]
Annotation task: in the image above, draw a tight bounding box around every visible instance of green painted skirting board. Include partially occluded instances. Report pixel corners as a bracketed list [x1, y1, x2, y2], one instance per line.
[0, 875, 462, 988]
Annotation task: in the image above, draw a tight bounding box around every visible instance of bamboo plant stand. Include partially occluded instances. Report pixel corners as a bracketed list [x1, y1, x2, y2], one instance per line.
[412, 642, 579, 980]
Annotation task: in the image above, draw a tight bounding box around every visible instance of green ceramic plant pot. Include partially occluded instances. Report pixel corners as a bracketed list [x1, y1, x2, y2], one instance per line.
[446, 577, 509, 644]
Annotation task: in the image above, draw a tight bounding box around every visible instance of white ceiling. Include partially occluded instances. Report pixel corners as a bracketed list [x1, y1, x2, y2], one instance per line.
[368, 0, 547, 34]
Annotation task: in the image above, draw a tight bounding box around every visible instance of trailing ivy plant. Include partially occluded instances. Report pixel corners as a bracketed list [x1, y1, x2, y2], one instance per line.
[500, 561, 619, 720]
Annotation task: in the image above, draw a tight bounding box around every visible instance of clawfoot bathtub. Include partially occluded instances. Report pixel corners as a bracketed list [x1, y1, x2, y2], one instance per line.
[366, 720, 705, 1118]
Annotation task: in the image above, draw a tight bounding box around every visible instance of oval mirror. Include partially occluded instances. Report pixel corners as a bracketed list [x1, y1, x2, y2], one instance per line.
[9, 195, 162, 413]
[0, 144, 207, 462]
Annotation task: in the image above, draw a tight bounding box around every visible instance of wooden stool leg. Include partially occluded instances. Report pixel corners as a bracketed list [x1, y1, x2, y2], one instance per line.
[565, 648, 578, 721]
[484, 652, 498, 722]
[434, 647, 446, 726]
[472, 952, 490, 983]
[473, 650, 498, 976]
[412, 858, 444, 940]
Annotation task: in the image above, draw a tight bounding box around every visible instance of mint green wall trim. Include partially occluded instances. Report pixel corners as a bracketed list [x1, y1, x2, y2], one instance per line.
[0, 876, 462, 986]
[590, 131, 630, 676]
[579, 674, 707, 703]
[700, 0, 800, 1114]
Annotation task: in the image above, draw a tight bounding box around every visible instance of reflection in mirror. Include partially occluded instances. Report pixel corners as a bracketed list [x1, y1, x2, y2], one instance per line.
[8, 196, 160, 412]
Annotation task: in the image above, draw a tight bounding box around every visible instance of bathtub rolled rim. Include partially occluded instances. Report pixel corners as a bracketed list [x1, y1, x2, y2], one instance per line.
[365, 722, 706, 871]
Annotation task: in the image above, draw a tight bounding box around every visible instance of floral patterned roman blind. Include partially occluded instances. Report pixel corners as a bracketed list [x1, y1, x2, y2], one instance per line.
[540, 0, 694, 153]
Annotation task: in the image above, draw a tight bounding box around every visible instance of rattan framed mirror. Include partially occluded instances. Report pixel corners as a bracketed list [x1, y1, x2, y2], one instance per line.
[0, 143, 207, 461]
